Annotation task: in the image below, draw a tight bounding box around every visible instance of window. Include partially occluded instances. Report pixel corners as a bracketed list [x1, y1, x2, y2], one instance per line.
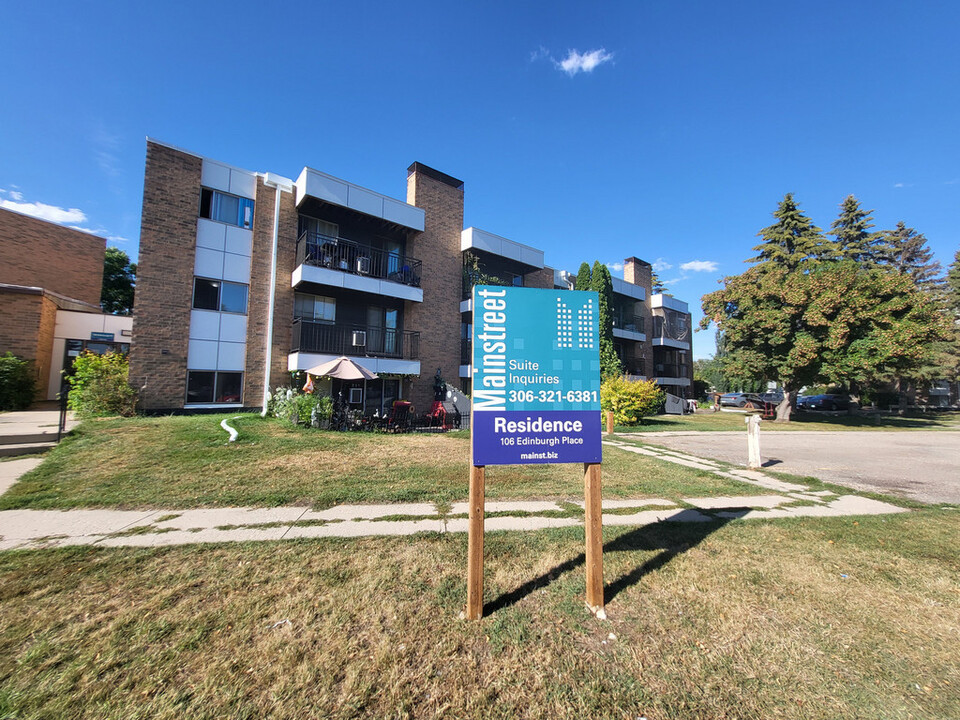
[193, 278, 248, 314]
[298, 215, 338, 240]
[200, 188, 254, 228]
[294, 293, 335, 323]
[187, 371, 243, 404]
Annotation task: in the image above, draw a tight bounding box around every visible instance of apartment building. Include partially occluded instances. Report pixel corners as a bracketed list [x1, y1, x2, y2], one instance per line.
[131, 140, 692, 413]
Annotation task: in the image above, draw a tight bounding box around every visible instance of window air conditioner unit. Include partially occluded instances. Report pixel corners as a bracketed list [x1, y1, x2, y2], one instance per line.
[349, 387, 363, 405]
[352, 331, 367, 347]
[356, 256, 371, 274]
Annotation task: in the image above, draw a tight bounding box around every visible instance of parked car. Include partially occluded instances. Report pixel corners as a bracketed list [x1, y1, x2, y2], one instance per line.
[720, 392, 769, 409]
[719, 392, 750, 407]
[797, 394, 850, 412]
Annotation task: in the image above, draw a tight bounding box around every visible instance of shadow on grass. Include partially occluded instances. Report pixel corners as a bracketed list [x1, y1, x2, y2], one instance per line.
[483, 509, 750, 615]
[789, 411, 958, 429]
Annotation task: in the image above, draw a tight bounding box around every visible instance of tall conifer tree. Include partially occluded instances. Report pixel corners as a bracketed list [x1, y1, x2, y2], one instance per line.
[884, 222, 943, 292]
[830, 195, 888, 268]
[591, 261, 624, 379]
[751, 194, 831, 270]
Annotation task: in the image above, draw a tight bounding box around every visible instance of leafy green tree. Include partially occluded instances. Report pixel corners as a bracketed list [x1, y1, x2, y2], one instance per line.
[592, 261, 624, 379]
[830, 195, 888, 269]
[701, 262, 948, 421]
[751, 194, 832, 270]
[883, 222, 942, 292]
[101, 247, 137, 315]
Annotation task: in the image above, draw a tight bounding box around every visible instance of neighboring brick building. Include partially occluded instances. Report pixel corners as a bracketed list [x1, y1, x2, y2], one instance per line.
[131, 140, 693, 413]
[0, 207, 132, 400]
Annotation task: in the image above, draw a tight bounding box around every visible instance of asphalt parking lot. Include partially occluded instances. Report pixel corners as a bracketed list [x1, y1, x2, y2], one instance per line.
[625, 430, 960, 505]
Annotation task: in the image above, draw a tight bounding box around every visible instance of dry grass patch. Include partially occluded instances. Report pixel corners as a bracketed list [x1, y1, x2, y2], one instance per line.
[1, 510, 958, 718]
[0, 415, 772, 511]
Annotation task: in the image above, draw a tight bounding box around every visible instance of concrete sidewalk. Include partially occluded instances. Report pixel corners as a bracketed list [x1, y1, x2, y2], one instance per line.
[0, 437, 907, 551]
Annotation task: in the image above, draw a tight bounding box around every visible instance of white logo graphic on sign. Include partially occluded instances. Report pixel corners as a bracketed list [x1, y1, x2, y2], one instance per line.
[557, 296, 595, 350]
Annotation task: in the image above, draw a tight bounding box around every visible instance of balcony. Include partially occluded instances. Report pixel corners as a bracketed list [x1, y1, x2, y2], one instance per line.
[294, 232, 424, 302]
[291, 319, 420, 360]
[613, 313, 646, 341]
[297, 232, 421, 286]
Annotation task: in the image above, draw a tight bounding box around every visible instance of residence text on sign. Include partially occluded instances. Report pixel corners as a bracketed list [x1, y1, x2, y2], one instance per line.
[471, 285, 602, 465]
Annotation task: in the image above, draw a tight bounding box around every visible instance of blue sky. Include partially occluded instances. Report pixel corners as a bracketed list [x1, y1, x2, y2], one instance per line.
[2, 1, 958, 359]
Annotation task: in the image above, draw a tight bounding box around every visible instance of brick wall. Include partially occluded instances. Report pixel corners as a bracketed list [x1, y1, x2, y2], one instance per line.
[245, 179, 298, 406]
[406, 166, 464, 411]
[129, 141, 202, 410]
[0, 290, 57, 397]
[0, 207, 106, 306]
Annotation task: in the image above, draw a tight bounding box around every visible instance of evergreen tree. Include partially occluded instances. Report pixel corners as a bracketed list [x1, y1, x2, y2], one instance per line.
[591, 261, 624, 379]
[947, 249, 960, 317]
[101, 247, 137, 315]
[651, 268, 667, 294]
[575, 262, 592, 291]
[830, 195, 888, 268]
[751, 193, 832, 270]
[883, 222, 943, 292]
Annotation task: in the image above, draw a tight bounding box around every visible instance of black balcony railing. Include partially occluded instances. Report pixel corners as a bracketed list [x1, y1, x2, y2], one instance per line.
[296, 231, 422, 287]
[653, 364, 687, 378]
[613, 314, 645, 334]
[461, 338, 472, 365]
[621, 358, 645, 376]
[292, 319, 420, 360]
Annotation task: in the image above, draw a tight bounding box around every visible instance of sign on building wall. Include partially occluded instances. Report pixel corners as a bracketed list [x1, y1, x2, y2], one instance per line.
[471, 286, 602, 465]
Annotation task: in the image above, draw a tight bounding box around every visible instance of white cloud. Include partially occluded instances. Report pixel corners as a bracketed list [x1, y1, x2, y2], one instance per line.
[606, 261, 624, 274]
[652, 258, 672, 272]
[556, 48, 614, 76]
[0, 195, 87, 225]
[679, 260, 718, 273]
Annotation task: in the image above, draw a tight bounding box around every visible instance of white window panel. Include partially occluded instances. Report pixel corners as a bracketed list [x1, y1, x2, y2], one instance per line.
[195, 247, 225, 280]
[222, 252, 251, 284]
[217, 341, 246, 371]
[201, 160, 231, 194]
[187, 339, 219, 369]
[229, 169, 257, 200]
[189, 310, 220, 341]
[219, 313, 247, 343]
[196, 218, 227, 251]
[224, 225, 253, 257]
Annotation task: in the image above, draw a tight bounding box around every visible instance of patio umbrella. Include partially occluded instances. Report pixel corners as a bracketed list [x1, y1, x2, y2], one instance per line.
[305, 356, 378, 381]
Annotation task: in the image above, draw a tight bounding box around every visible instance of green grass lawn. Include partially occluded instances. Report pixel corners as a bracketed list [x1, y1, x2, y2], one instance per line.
[617, 409, 960, 433]
[1, 510, 957, 719]
[0, 414, 783, 511]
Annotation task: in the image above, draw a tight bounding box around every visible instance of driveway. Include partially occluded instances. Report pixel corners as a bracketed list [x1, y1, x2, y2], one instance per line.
[622, 430, 960, 505]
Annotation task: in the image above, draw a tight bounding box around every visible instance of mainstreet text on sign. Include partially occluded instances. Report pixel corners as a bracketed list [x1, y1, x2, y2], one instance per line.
[471, 285, 602, 465]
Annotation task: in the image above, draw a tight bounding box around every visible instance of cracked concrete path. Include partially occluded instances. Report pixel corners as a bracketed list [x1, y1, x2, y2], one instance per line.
[0, 436, 912, 551]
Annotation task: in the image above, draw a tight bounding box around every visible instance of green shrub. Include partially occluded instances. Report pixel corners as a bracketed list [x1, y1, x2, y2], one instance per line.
[600, 376, 665, 426]
[267, 387, 332, 427]
[66, 351, 138, 417]
[0, 352, 35, 411]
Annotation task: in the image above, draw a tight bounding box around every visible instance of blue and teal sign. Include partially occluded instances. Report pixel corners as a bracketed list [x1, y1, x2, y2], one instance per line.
[471, 286, 602, 465]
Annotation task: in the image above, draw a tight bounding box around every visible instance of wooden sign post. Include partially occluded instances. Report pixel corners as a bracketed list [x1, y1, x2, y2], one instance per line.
[466, 464, 485, 620]
[466, 286, 605, 621]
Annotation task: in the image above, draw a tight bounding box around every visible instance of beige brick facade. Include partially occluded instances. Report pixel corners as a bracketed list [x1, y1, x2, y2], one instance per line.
[405, 166, 464, 412]
[244, 179, 298, 405]
[129, 141, 202, 409]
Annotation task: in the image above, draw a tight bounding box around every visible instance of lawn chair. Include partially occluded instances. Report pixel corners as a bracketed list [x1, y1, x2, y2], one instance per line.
[385, 401, 412, 433]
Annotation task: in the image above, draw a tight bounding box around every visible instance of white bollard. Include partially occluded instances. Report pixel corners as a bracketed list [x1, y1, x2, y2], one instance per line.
[745, 414, 762, 468]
